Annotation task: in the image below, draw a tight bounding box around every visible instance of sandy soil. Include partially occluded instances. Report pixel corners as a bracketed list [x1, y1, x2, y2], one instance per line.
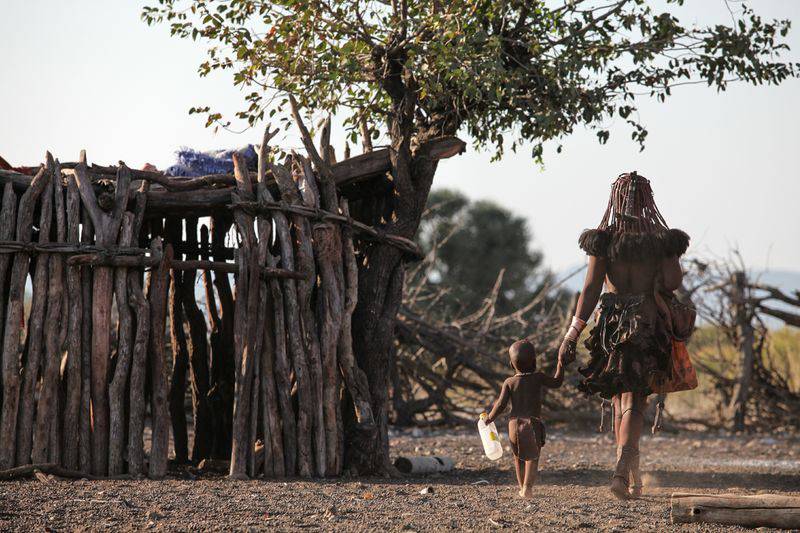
[1, 427, 799, 531]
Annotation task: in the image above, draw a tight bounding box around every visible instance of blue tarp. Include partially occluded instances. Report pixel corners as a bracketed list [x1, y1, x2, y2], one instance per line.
[164, 145, 258, 177]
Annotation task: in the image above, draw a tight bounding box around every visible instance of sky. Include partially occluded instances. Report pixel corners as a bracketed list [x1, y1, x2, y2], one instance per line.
[1, 1, 798, 273]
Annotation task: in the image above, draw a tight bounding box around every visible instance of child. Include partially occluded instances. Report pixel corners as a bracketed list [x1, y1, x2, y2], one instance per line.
[483, 339, 565, 498]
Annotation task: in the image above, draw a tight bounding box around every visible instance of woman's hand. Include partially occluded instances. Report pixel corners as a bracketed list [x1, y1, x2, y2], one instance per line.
[558, 338, 577, 366]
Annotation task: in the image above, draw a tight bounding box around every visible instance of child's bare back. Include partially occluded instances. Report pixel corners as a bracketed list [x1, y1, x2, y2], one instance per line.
[483, 340, 564, 499]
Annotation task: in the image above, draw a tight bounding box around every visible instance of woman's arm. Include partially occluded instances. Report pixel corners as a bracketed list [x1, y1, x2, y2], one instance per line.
[484, 381, 510, 424]
[575, 255, 608, 321]
[558, 255, 607, 364]
[661, 255, 683, 291]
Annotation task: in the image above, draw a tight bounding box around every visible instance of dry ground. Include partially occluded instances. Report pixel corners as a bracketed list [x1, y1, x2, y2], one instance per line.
[1, 427, 799, 531]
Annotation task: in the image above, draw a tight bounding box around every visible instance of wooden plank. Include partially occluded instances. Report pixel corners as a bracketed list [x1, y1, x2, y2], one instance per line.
[671, 493, 800, 529]
[0, 136, 464, 215]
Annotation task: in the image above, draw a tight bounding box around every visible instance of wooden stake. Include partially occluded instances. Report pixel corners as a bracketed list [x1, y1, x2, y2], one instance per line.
[337, 199, 375, 429]
[166, 218, 190, 464]
[0, 166, 49, 470]
[179, 217, 213, 463]
[274, 157, 326, 477]
[229, 153, 259, 479]
[62, 172, 82, 470]
[16, 160, 54, 466]
[78, 210, 94, 473]
[31, 155, 67, 464]
[126, 238, 154, 477]
[107, 213, 135, 475]
[255, 132, 286, 477]
[148, 241, 172, 478]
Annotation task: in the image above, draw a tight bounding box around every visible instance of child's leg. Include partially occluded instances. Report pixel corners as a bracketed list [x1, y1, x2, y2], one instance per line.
[514, 457, 525, 490]
[521, 458, 539, 497]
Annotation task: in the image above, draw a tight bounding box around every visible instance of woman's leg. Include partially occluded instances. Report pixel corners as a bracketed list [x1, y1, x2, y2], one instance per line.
[612, 394, 622, 454]
[610, 391, 646, 499]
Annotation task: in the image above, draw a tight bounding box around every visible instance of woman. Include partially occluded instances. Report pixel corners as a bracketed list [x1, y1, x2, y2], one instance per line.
[558, 171, 689, 500]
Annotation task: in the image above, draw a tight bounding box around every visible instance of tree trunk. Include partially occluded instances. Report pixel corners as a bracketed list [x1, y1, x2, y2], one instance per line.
[346, 140, 440, 473]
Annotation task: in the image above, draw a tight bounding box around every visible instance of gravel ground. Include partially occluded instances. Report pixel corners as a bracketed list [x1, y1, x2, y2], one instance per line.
[1, 427, 799, 531]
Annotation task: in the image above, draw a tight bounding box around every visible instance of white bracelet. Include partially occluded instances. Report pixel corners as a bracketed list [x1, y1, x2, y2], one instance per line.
[565, 316, 587, 341]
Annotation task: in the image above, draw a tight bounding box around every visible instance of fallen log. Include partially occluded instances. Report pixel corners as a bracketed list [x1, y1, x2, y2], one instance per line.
[671, 493, 800, 529]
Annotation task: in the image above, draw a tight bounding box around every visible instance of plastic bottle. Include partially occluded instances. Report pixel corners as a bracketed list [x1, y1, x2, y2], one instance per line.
[478, 413, 503, 460]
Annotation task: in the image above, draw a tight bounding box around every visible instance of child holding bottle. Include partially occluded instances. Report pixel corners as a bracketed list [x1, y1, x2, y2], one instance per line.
[482, 339, 565, 498]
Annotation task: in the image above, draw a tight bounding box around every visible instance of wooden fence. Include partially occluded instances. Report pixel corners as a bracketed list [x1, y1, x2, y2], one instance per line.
[0, 129, 462, 480]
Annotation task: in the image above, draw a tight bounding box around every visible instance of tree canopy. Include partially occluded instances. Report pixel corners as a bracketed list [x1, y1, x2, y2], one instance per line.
[417, 189, 544, 315]
[143, 0, 798, 160]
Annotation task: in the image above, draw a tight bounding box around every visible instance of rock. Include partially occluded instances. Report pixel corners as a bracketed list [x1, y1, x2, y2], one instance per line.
[419, 486, 434, 495]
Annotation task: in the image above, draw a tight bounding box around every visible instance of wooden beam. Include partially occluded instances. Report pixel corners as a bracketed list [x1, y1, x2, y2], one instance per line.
[671, 493, 800, 529]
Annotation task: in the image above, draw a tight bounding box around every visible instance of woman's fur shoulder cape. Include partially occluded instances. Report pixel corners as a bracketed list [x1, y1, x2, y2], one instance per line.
[578, 228, 690, 261]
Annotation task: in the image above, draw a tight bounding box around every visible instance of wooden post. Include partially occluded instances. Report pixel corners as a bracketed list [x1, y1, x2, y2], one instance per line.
[337, 199, 375, 429]
[207, 216, 236, 460]
[671, 493, 800, 529]
[148, 241, 172, 478]
[166, 217, 190, 464]
[273, 158, 326, 477]
[127, 237, 155, 477]
[15, 160, 54, 466]
[74, 158, 131, 475]
[729, 271, 756, 432]
[263, 163, 313, 478]
[0, 184, 16, 395]
[179, 217, 213, 463]
[256, 130, 286, 477]
[62, 172, 82, 470]
[0, 166, 49, 470]
[78, 211, 94, 473]
[255, 134, 309, 477]
[107, 213, 136, 475]
[31, 155, 67, 464]
[229, 153, 260, 479]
